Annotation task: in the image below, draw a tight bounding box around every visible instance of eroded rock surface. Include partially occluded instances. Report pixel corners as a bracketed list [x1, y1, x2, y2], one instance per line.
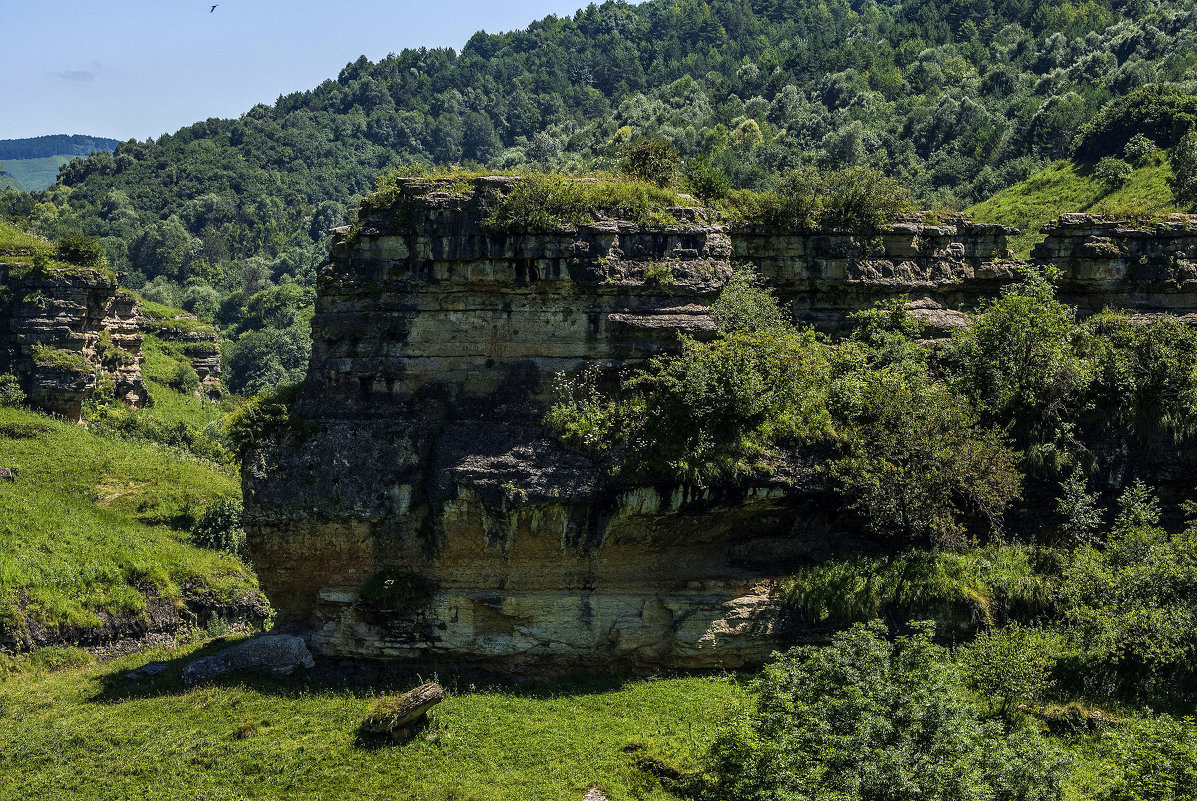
[0, 261, 147, 420]
[245, 177, 1197, 673]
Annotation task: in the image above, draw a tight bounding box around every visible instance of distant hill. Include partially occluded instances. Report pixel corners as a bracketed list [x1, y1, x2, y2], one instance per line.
[0, 135, 119, 191]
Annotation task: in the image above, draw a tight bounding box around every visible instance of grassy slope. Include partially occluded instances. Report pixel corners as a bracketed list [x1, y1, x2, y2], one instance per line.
[967, 155, 1180, 256]
[0, 174, 22, 192]
[0, 638, 743, 801]
[0, 220, 52, 253]
[1, 156, 72, 192]
[0, 405, 252, 633]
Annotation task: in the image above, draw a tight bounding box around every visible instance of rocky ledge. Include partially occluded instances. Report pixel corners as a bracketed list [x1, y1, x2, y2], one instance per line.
[244, 177, 1197, 673]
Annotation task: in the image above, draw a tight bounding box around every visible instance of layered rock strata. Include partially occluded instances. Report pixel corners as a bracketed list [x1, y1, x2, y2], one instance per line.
[245, 177, 1197, 672]
[0, 261, 147, 420]
[141, 311, 224, 399]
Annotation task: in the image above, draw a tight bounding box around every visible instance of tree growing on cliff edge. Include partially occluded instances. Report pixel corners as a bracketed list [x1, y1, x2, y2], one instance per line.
[1169, 130, 1197, 210]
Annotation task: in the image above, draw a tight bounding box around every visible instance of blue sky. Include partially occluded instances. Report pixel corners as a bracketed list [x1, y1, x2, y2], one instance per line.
[0, 0, 595, 141]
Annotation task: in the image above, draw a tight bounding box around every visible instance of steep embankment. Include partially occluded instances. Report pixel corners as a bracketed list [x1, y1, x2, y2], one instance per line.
[969, 155, 1180, 256]
[0, 403, 267, 653]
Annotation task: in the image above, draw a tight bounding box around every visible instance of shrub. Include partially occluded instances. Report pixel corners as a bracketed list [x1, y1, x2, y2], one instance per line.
[0, 372, 24, 407]
[1099, 715, 1197, 801]
[168, 361, 201, 395]
[1169, 130, 1197, 209]
[619, 137, 680, 186]
[1056, 497, 1197, 699]
[1094, 156, 1133, 189]
[224, 383, 300, 453]
[957, 625, 1063, 715]
[55, 235, 107, 268]
[1056, 469, 1100, 546]
[706, 621, 1070, 801]
[708, 268, 786, 333]
[820, 165, 912, 233]
[1124, 133, 1156, 164]
[191, 498, 246, 559]
[683, 154, 731, 201]
[831, 369, 1022, 549]
[1073, 85, 1197, 160]
[486, 173, 686, 230]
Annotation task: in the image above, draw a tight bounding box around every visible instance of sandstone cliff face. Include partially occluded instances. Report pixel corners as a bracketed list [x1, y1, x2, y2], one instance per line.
[0, 261, 146, 420]
[245, 177, 1197, 672]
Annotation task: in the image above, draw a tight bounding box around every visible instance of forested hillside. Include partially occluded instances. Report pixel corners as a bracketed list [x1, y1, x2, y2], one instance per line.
[8, 0, 1197, 264]
[2, 0, 1196, 398]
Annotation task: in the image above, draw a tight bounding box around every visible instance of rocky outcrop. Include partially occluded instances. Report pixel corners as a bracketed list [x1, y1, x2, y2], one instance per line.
[244, 177, 1197, 674]
[140, 309, 223, 399]
[0, 260, 147, 420]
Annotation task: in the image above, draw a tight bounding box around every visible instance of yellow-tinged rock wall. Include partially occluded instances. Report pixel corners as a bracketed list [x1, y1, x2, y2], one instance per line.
[245, 177, 1197, 672]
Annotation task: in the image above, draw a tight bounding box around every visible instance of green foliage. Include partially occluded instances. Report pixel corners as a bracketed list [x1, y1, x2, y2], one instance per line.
[1056, 469, 1100, 547]
[708, 268, 785, 333]
[706, 621, 1070, 801]
[1124, 134, 1157, 165]
[945, 266, 1079, 474]
[1169, 130, 1197, 209]
[957, 625, 1063, 714]
[55, 235, 107, 268]
[1056, 495, 1197, 698]
[1099, 715, 1197, 801]
[484, 172, 690, 230]
[683, 154, 731, 202]
[358, 569, 437, 612]
[620, 138, 681, 186]
[1073, 85, 1197, 160]
[781, 546, 1056, 633]
[1094, 157, 1133, 190]
[0, 373, 24, 408]
[830, 368, 1022, 548]
[190, 498, 246, 560]
[224, 383, 300, 453]
[168, 361, 201, 395]
[720, 166, 911, 234]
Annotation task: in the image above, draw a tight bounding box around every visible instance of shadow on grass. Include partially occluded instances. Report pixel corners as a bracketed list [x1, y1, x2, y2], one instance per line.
[88, 636, 754, 708]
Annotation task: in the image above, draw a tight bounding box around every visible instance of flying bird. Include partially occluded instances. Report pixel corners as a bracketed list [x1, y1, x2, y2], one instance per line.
[210, 4, 218, 11]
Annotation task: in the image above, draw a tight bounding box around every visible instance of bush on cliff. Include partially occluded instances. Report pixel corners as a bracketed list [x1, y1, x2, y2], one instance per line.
[829, 368, 1022, 550]
[547, 272, 833, 484]
[0, 373, 24, 408]
[706, 621, 1070, 801]
[191, 498, 247, 561]
[225, 383, 300, 453]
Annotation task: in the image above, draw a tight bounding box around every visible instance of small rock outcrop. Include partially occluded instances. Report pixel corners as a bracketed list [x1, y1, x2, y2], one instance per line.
[0, 259, 147, 420]
[140, 307, 224, 399]
[359, 682, 445, 742]
[182, 634, 315, 685]
[245, 177, 1197, 674]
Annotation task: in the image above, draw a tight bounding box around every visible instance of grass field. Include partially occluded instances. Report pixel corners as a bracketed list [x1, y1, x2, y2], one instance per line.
[0, 636, 745, 801]
[0, 404, 252, 634]
[968, 154, 1181, 256]
[0, 156, 72, 192]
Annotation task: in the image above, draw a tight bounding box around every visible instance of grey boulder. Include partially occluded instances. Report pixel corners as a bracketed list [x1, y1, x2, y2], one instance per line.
[182, 634, 314, 685]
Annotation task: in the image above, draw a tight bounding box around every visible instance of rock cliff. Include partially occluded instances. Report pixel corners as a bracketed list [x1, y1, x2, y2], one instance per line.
[244, 177, 1197, 672]
[0, 259, 147, 420]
